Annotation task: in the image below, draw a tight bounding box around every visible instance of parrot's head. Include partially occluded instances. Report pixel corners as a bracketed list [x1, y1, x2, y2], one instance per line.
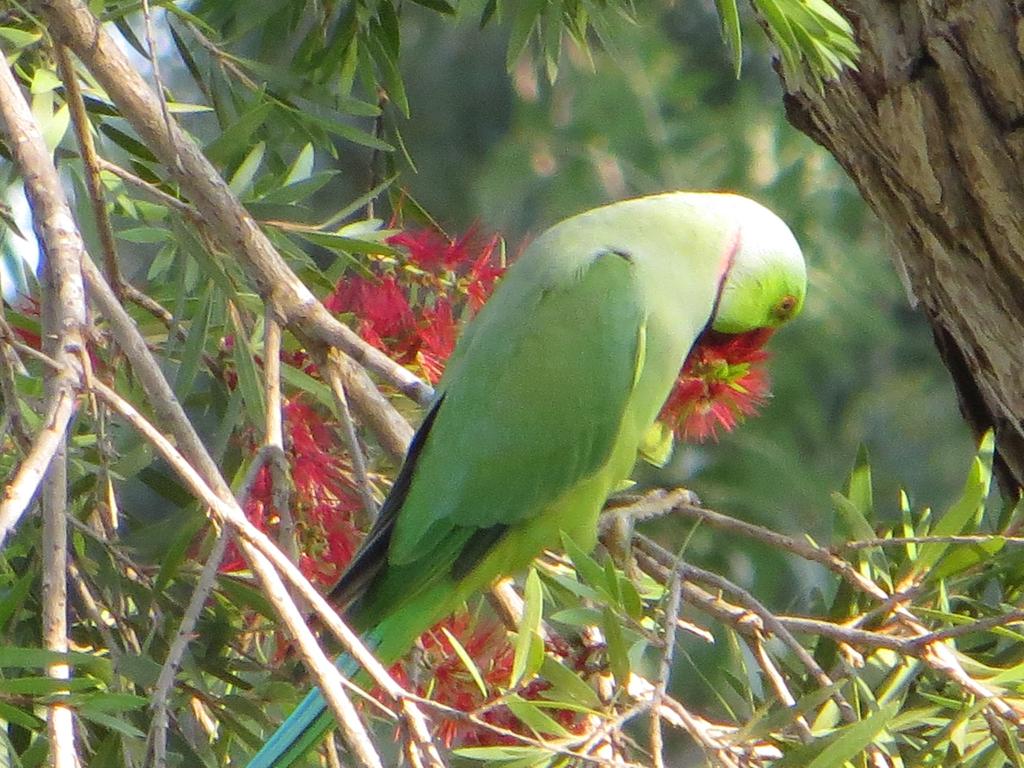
[656, 192, 806, 443]
[704, 193, 806, 335]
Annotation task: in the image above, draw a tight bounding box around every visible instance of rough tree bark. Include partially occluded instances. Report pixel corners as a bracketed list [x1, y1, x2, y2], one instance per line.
[780, 0, 1024, 498]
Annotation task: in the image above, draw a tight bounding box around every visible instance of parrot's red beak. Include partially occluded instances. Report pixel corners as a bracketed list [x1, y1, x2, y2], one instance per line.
[658, 327, 774, 442]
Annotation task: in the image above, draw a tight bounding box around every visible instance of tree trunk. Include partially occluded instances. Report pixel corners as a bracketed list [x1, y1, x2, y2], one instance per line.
[780, 0, 1024, 497]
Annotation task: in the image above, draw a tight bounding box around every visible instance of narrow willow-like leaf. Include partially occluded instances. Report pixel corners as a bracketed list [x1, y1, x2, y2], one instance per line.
[511, 568, 545, 687]
[441, 627, 489, 697]
[713, 0, 743, 76]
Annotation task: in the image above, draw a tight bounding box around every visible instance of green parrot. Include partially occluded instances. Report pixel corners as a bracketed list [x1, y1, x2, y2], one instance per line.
[246, 191, 806, 767]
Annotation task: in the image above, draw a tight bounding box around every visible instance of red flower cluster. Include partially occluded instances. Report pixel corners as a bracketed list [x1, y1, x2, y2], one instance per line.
[325, 228, 504, 384]
[221, 400, 363, 586]
[388, 612, 584, 748]
[659, 328, 774, 442]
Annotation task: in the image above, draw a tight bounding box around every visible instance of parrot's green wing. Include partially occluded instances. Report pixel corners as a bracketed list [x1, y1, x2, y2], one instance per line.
[332, 249, 645, 611]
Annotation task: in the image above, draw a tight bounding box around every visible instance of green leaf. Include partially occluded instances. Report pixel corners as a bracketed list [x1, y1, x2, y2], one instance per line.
[258, 171, 338, 205]
[409, 0, 456, 13]
[76, 692, 149, 713]
[153, 513, 208, 594]
[602, 607, 630, 684]
[505, 695, 572, 738]
[76, 708, 146, 739]
[0, 567, 35, 631]
[777, 702, 898, 767]
[283, 143, 315, 186]
[830, 492, 876, 543]
[99, 124, 158, 162]
[30, 68, 62, 95]
[441, 627, 488, 698]
[714, 0, 743, 76]
[367, 28, 409, 118]
[538, 656, 601, 710]
[230, 307, 267, 426]
[914, 431, 993, 578]
[549, 606, 602, 627]
[280, 362, 336, 411]
[294, 229, 401, 257]
[560, 532, 611, 600]
[511, 569, 545, 688]
[117, 227, 171, 244]
[806, 702, 898, 768]
[0, 647, 111, 679]
[115, 654, 163, 688]
[0, 677, 98, 695]
[0, 700, 43, 729]
[218, 576, 277, 619]
[0, 27, 42, 48]
[618, 574, 644, 621]
[506, 0, 547, 72]
[847, 444, 873, 519]
[454, 745, 551, 762]
[228, 141, 266, 196]
[173, 283, 215, 398]
[204, 101, 274, 165]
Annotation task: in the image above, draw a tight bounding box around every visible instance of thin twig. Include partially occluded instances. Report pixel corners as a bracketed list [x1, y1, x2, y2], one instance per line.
[841, 534, 1024, 550]
[749, 637, 813, 743]
[325, 350, 378, 524]
[0, 381, 77, 546]
[147, 532, 229, 768]
[94, 157, 195, 216]
[55, 43, 123, 294]
[905, 609, 1024, 649]
[140, 0, 181, 174]
[263, 311, 296, 562]
[649, 567, 681, 768]
[41, 422, 75, 768]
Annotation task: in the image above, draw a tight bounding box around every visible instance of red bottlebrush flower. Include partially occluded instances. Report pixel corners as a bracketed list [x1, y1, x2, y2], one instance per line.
[327, 224, 505, 384]
[221, 399, 364, 586]
[465, 236, 505, 311]
[386, 228, 476, 271]
[384, 611, 584, 749]
[326, 274, 416, 354]
[660, 327, 774, 442]
[416, 298, 457, 385]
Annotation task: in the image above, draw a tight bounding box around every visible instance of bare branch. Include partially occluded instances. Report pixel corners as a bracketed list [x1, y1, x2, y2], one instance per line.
[325, 350, 378, 524]
[41, 427, 75, 768]
[262, 311, 297, 561]
[147, 531, 229, 768]
[54, 44, 123, 294]
[0, 43, 86, 558]
[649, 567, 681, 768]
[0, 44, 89, 768]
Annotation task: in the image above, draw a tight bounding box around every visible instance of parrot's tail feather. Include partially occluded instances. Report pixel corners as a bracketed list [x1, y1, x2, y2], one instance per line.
[245, 631, 381, 768]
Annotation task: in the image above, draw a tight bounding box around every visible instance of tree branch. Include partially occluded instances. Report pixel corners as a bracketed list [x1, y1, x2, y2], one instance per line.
[0, 43, 89, 768]
[0, 47, 87, 553]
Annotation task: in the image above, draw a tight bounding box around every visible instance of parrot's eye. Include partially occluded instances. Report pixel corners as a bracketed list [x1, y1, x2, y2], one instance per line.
[773, 295, 798, 320]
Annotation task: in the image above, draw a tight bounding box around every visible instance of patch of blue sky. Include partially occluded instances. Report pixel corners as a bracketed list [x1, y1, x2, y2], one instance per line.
[1, 183, 41, 302]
